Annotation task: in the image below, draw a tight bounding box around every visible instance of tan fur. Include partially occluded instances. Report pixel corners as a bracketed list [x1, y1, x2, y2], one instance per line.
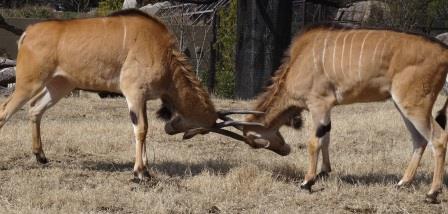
[0, 10, 217, 179]
[246, 25, 448, 201]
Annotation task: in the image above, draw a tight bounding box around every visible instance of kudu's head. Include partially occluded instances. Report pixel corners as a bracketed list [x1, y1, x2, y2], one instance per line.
[239, 110, 302, 156]
[181, 109, 297, 156]
[241, 125, 291, 156]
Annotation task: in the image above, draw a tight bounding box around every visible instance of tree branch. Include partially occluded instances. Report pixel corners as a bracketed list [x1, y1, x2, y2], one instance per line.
[0, 67, 15, 86]
[0, 57, 16, 68]
[0, 15, 24, 36]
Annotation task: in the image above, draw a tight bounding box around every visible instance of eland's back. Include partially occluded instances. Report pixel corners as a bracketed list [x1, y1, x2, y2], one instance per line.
[17, 10, 173, 93]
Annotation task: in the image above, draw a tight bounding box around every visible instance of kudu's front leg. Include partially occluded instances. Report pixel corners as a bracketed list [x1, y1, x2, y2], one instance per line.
[300, 106, 332, 191]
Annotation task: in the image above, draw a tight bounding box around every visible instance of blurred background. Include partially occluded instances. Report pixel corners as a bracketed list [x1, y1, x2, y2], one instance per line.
[0, 0, 447, 98]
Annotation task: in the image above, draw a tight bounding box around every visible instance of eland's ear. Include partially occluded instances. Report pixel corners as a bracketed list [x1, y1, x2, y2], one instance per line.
[156, 105, 173, 121]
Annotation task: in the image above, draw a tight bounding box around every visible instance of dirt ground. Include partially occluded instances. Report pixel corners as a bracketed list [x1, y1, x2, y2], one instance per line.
[0, 96, 447, 213]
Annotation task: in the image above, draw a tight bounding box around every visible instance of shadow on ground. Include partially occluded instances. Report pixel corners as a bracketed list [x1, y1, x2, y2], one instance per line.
[3, 153, 448, 188]
[338, 172, 448, 186]
[80, 159, 236, 177]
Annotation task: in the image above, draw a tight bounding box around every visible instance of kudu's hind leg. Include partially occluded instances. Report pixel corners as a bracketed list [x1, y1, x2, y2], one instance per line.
[300, 105, 332, 191]
[394, 102, 428, 187]
[123, 91, 150, 180]
[28, 77, 74, 163]
[394, 98, 447, 203]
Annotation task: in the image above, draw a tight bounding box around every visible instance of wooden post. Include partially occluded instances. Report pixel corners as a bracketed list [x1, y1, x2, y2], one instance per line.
[207, 13, 218, 92]
[235, 0, 292, 99]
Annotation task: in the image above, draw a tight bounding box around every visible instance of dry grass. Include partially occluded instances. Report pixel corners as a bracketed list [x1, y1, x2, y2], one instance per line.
[0, 96, 448, 213]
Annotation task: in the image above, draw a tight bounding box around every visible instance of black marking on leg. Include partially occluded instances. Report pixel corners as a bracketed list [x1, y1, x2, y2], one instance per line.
[315, 122, 331, 138]
[130, 111, 138, 125]
[435, 112, 446, 129]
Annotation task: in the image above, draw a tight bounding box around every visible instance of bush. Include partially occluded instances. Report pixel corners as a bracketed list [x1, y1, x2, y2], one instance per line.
[97, 0, 122, 16]
[214, 0, 237, 98]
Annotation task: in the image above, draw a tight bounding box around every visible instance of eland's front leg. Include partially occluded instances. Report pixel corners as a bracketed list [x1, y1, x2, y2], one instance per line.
[124, 92, 150, 180]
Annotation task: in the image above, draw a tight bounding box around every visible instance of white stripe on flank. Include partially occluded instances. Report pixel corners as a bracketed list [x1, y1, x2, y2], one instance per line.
[372, 32, 386, 66]
[348, 32, 357, 78]
[122, 18, 127, 50]
[340, 31, 350, 78]
[358, 31, 372, 81]
[322, 31, 331, 79]
[333, 31, 343, 76]
[312, 33, 320, 74]
[379, 33, 390, 68]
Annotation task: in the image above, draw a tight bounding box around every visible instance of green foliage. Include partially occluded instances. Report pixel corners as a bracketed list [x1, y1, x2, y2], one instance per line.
[97, 0, 122, 16]
[214, 0, 236, 98]
[368, 0, 448, 32]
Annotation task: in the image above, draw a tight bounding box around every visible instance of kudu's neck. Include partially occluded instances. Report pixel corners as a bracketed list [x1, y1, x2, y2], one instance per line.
[249, 85, 305, 130]
[247, 55, 305, 130]
[165, 50, 217, 127]
[254, 90, 304, 129]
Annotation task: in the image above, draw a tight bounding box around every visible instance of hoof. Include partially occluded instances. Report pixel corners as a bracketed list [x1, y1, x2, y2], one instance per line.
[317, 171, 330, 180]
[34, 153, 48, 164]
[300, 180, 315, 193]
[425, 191, 441, 204]
[132, 169, 152, 182]
[395, 180, 411, 189]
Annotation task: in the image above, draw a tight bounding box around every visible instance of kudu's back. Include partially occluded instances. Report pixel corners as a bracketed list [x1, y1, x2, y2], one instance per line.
[285, 25, 448, 104]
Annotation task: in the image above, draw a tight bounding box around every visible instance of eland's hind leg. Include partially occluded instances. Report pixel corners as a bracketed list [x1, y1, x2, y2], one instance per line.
[0, 75, 45, 128]
[394, 102, 428, 187]
[28, 77, 74, 163]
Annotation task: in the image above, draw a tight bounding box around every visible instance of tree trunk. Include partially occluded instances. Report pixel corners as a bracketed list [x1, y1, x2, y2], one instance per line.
[235, 0, 292, 99]
[123, 0, 138, 9]
[207, 13, 218, 92]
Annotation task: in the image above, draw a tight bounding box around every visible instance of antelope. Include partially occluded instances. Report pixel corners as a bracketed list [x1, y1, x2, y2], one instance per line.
[228, 24, 448, 203]
[0, 9, 260, 180]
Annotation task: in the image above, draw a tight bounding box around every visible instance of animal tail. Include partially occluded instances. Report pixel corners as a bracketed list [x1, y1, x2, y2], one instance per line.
[17, 32, 26, 49]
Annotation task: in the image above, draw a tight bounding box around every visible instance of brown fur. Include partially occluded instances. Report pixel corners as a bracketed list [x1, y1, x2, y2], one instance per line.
[246, 24, 448, 201]
[0, 10, 217, 179]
